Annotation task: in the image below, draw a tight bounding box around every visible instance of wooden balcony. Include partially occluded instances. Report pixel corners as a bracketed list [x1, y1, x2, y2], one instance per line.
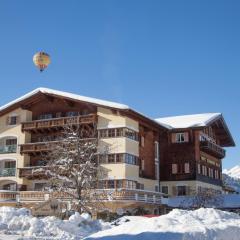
[19, 167, 47, 178]
[20, 141, 60, 154]
[22, 114, 97, 132]
[20, 138, 96, 155]
[200, 140, 226, 159]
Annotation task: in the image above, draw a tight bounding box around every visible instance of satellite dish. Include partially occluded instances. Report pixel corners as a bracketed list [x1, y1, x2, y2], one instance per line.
[33, 52, 51, 72]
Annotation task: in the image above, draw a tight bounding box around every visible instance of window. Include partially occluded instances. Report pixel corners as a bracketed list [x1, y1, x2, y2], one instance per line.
[202, 165, 207, 176]
[175, 133, 186, 143]
[155, 185, 159, 192]
[172, 164, 178, 174]
[99, 130, 108, 138]
[6, 138, 17, 146]
[214, 170, 219, 179]
[116, 154, 124, 163]
[155, 162, 159, 179]
[197, 164, 201, 174]
[8, 116, 18, 125]
[116, 128, 124, 137]
[34, 183, 47, 191]
[155, 141, 159, 160]
[177, 186, 186, 196]
[125, 154, 137, 165]
[56, 112, 62, 118]
[125, 128, 138, 141]
[116, 180, 123, 188]
[108, 129, 116, 137]
[137, 183, 144, 190]
[38, 114, 52, 120]
[184, 163, 190, 173]
[108, 154, 115, 163]
[66, 112, 78, 117]
[161, 186, 168, 195]
[4, 161, 16, 168]
[126, 180, 136, 189]
[108, 180, 115, 188]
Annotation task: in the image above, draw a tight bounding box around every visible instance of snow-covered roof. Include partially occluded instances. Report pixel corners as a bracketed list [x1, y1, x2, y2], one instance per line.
[0, 87, 129, 112]
[155, 113, 222, 129]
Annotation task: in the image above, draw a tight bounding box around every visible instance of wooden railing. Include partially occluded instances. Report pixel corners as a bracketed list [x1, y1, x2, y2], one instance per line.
[20, 141, 59, 154]
[0, 191, 17, 201]
[20, 138, 96, 154]
[200, 140, 225, 159]
[22, 114, 97, 131]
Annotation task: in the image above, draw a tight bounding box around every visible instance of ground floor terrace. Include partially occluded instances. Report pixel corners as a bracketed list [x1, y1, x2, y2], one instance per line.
[0, 188, 168, 217]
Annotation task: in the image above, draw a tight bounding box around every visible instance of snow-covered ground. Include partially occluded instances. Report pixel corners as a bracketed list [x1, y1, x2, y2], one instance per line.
[0, 207, 239, 240]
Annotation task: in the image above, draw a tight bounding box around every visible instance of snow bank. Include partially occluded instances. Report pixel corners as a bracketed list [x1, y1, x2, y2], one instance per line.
[0, 207, 239, 240]
[0, 207, 110, 240]
[86, 208, 240, 240]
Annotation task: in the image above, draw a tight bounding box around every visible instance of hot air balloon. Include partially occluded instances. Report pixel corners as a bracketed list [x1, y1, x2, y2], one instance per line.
[33, 52, 51, 72]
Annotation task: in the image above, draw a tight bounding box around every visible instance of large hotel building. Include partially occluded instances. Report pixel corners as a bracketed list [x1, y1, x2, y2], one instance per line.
[0, 88, 235, 214]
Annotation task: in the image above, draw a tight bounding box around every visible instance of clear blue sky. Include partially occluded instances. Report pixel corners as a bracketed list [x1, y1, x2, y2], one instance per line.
[0, 0, 239, 169]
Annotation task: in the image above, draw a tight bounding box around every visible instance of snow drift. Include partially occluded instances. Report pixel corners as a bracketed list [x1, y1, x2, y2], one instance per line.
[86, 208, 240, 240]
[0, 207, 239, 239]
[0, 206, 110, 239]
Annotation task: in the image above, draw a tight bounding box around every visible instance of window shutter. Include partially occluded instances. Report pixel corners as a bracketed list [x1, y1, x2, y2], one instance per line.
[16, 116, 20, 124]
[184, 132, 189, 142]
[6, 117, 10, 125]
[184, 163, 190, 173]
[172, 164, 177, 174]
[171, 133, 176, 143]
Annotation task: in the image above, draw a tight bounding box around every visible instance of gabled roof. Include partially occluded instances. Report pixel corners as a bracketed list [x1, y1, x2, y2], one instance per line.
[155, 113, 221, 129]
[0, 87, 129, 112]
[155, 113, 235, 147]
[0, 87, 164, 131]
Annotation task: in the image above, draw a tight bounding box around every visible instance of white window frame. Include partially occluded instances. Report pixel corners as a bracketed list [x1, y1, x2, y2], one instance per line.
[175, 133, 186, 143]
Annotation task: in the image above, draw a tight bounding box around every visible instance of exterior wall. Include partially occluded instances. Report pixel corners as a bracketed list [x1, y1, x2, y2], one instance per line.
[161, 180, 223, 196]
[98, 138, 139, 156]
[97, 107, 138, 131]
[0, 108, 32, 189]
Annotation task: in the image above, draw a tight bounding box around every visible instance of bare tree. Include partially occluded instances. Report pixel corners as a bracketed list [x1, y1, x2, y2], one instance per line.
[180, 188, 223, 209]
[34, 121, 107, 214]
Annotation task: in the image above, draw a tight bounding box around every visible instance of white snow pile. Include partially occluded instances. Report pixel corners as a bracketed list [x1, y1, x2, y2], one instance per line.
[0, 206, 110, 240]
[86, 208, 240, 240]
[0, 207, 240, 240]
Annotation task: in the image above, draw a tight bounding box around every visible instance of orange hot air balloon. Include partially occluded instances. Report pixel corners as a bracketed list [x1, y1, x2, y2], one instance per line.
[33, 52, 51, 72]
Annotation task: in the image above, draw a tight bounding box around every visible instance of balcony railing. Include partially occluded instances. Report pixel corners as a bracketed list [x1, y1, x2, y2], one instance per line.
[0, 145, 17, 154]
[0, 189, 166, 205]
[200, 140, 226, 159]
[20, 141, 59, 154]
[0, 168, 16, 177]
[22, 114, 97, 132]
[20, 138, 96, 154]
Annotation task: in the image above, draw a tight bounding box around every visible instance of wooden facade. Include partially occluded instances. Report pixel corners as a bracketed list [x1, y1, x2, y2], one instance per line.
[0, 88, 235, 197]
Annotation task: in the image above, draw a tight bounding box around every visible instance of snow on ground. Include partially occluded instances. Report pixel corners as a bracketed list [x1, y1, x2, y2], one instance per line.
[0, 207, 110, 240]
[86, 208, 240, 240]
[0, 207, 239, 240]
